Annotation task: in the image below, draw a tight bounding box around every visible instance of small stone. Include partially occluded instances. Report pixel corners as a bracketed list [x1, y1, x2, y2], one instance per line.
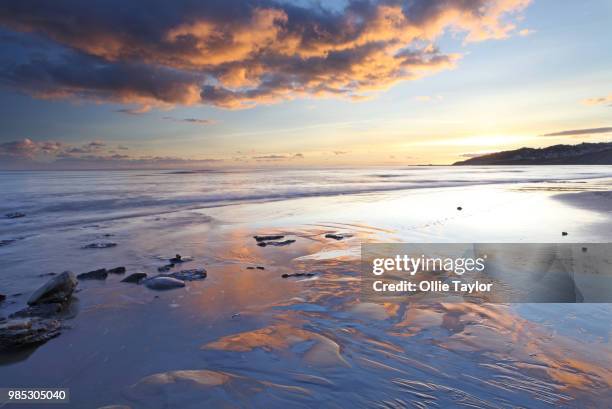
[582, 247, 588, 252]
[253, 235, 285, 242]
[107, 266, 126, 274]
[257, 239, 296, 247]
[5, 212, 26, 219]
[145, 276, 186, 290]
[457, 206, 463, 211]
[82, 242, 117, 249]
[562, 232, 568, 236]
[256, 266, 265, 270]
[281, 272, 316, 278]
[325, 233, 347, 240]
[28, 271, 77, 305]
[246, 266, 255, 270]
[121, 273, 147, 283]
[77, 268, 108, 280]
[166, 268, 207, 281]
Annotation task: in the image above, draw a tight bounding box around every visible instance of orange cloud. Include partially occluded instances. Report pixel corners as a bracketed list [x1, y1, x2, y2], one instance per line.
[0, 0, 532, 110]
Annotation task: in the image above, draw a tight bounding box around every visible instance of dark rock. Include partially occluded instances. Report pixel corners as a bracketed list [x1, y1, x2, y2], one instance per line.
[5, 212, 26, 219]
[107, 266, 126, 274]
[457, 206, 463, 211]
[170, 254, 182, 263]
[28, 271, 77, 305]
[0, 294, 5, 303]
[582, 247, 588, 252]
[144, 277, 186, 290]
[82, 242, 117, 249]
[77, 268, 108, 280]
[254, 235, 285, 242]
[257, 239, 296, 247]
[325, 233, 348, 240]
[0, 317, 61, 350]
[121, 273, 148, 283]
[256, 266, 265, 270]
[246, 266, 255, 270]
[165, 268, 207, 281]
[10, 303, 64, 319]
[281, 272, 316, 278]
[562, 231, 568, 236]
[157, 263, 175, 272]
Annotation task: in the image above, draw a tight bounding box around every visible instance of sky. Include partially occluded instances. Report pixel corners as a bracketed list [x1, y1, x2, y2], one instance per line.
[0, 0, 611, 169]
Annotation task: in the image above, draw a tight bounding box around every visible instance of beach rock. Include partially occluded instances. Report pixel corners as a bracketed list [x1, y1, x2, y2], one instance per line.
[325, 233, 348, 240]
[107, 266, 126, 274]
[166, 269, 207, 281]
[254, 235, 285, 242]
[257, 239, 296, 247]
[10, 303, 64, 319]
[28, 271, 77, 305]
[170, 254, 183, 263]
[256, 266, 265, 270]
[562, 231, 568, 236]
[246, 266, 255, 270]
[281, 272, 316, 278]
[157, 263, 175, 272]
[145, 277, 186, 290]
[5, 212, 26, 219]
[0, 294, 5, 303]
[77, 268, 108, 280]
[121, 273, 148, 283]
[0, 317, 61, 350]
[457, 206, 463, 211]
[82, 242, 117, 249]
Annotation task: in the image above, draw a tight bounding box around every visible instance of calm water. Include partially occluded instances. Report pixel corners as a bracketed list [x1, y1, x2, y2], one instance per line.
[1, 166, 611, 408]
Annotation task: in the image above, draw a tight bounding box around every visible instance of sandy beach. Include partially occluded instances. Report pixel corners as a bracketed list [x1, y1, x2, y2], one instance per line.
[1, 166, 612, 408]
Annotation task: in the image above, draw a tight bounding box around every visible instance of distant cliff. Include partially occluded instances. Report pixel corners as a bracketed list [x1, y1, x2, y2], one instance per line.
[453, 142, 612, 165]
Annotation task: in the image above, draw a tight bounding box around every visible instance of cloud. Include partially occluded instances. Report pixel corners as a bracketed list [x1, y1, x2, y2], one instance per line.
[252, 154, 288, 161]
[0, 138, 63, 158]
[0, 0, 531, 110]
[540, 127, 612, 137]
[163, 116, 216, 125]
[582, 94, 612, 107]
[0, 138, 223, 169]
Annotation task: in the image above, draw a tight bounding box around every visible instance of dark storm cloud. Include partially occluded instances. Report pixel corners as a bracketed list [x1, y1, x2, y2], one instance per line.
[0, 0, 530, 109]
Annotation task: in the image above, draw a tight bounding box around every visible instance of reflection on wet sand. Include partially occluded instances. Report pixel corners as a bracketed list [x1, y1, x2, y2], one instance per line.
[2, 179, 612, 408]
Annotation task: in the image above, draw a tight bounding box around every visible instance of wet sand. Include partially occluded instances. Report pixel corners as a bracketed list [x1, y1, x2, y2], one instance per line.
[1, 171, 612, 408]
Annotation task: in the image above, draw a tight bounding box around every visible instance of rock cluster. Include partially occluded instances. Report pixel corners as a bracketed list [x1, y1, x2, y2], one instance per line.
[1, 272, 77, 351]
